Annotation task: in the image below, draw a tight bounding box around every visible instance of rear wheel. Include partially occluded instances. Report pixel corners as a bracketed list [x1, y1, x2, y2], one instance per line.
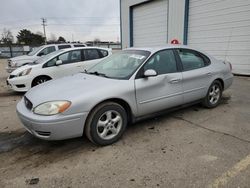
[85, 102, 127, 146]
[32, 76, 51, 87]
[202, 80, 222, 108]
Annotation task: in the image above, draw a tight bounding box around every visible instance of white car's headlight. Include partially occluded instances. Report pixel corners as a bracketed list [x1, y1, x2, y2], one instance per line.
[17, 68, 32, 77]
[33, 101, 71, 116]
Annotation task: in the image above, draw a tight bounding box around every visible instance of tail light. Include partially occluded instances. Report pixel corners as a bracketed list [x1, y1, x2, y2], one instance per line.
[229, 62, 232, 72]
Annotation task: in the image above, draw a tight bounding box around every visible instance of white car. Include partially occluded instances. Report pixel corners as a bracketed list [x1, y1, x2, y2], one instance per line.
[7, 47, 111, 92]
[6, 43, 87, 73]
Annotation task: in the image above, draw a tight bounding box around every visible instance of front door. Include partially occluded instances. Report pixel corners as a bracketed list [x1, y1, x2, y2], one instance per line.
[135, 49, 183, 116]
[44, 50, 83, 79]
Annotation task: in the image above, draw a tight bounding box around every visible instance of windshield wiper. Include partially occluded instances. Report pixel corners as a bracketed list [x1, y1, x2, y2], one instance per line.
[84, 70, 109, 78]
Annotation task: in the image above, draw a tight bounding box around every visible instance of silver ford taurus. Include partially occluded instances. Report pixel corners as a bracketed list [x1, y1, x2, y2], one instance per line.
[16, 45, 233, 145]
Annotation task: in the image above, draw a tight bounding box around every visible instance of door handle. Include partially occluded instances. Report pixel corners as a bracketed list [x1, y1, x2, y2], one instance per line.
[169, 78, 181, 84]
[207, 72, 212, 76]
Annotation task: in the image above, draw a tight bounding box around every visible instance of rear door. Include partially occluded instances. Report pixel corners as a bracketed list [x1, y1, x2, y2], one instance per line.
[176, 48, 212, 103]
[135, 49, 183, 116]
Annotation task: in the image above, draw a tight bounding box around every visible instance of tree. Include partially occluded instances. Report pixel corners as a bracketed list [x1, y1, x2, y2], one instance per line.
[16, 29, 44, 45]
[58, 36, 66, 43]
[1, 28, 14, 44]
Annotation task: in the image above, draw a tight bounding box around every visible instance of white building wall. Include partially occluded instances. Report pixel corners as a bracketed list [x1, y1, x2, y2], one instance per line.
[167, 0, 185, 44]
[187, 0, 250, 75]
[121, 0, 186, 48]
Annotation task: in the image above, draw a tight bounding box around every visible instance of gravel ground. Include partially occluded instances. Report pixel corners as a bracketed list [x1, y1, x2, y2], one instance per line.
[0, 59, 249, 188]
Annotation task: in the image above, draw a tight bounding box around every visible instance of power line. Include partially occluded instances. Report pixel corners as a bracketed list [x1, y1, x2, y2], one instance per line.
[41, 18, 47, 44]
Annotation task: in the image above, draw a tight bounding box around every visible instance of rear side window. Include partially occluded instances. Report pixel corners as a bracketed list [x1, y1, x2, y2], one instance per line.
[83, 49, 100, 60]
[58, 50, 82, 64]
[74, 44, 86, 47]
[58, 45, 71, 50]
[99, 49, 109, 58]
[177, 49, 209, 71]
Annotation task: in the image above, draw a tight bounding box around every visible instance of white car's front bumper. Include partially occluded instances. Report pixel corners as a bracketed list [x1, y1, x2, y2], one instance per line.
[7, 75, 32, 92]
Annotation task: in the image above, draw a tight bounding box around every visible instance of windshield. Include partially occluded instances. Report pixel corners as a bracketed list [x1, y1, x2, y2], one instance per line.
[28, 46, 44, 56]
[33, 49, 64, 64]
[87, 50, 150, 79]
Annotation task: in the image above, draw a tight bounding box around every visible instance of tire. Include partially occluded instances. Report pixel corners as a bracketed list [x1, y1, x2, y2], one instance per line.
[32, 76, 51, 87]
[85, 102, 127, 146]
[202, 80, 222, 108]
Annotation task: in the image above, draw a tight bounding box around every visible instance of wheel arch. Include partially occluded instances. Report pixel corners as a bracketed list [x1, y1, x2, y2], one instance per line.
[214, 78, 224, 90]
[31, 75, 52, 87]
[84, 98, 134, 133]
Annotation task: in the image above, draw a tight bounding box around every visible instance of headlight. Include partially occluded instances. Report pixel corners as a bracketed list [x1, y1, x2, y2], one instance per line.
[17, 68, 32, 77]
[33, 101, 71, 115]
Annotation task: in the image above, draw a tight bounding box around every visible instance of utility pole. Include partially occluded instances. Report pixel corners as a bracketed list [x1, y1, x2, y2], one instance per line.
[41, 18, 47, 44]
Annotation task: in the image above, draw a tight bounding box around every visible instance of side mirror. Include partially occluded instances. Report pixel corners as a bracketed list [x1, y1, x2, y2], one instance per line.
[144, 69, 157, 77]
[37, 52, 44, 56]
[56, 60, 63, 66]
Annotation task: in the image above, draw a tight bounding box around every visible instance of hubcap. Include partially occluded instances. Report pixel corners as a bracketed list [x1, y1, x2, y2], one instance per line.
[37, 79, 47, 85]
[208, 84, 220, 105]
[96, 110, 122, 140]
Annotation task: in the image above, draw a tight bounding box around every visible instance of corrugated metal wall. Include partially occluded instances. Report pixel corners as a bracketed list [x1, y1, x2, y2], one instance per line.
[188, 0, 250, 75]
[133, 0, 168, 47]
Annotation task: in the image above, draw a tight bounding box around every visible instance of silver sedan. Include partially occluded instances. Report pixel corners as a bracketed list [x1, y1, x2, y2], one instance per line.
[16, 45, 233, 145]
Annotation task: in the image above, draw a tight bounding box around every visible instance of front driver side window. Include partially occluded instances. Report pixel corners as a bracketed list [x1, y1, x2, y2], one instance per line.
[143, 49, 177, 75]
[38, 46, 56, 56]
[45, 50, 81, 67]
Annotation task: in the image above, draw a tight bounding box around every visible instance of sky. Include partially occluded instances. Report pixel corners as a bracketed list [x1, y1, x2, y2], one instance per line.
[0, 0, 120, 43]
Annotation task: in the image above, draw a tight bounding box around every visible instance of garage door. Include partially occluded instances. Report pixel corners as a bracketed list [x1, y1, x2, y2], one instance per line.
[188, 0, 250, 75]
[132, 0, 168, 47]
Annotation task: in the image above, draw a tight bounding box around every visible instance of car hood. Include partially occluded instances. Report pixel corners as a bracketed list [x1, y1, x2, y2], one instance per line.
[25, 73, 127, 107]
[11, 64, 39, 76]
[10, 55, 35, 62]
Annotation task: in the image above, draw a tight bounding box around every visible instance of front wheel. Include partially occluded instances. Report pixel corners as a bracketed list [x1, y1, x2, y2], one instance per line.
[32, 76, 51, 87]
[85, 102, 127, 146]
[202, 80, 222, 108]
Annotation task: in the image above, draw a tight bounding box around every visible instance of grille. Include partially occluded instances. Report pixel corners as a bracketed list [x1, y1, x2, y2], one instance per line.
[7, 59, 11, 67]
[24, 96, 33, 110]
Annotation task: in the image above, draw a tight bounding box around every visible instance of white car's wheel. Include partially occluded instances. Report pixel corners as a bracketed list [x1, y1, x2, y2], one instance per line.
[85, 102, 127, 146]
[32, 76, 51, 87]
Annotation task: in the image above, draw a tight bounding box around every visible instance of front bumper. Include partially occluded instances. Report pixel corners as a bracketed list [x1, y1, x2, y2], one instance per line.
[6, 66, 17, 73]
[7, 75, 32, 92]
[16, 98, 89, 140]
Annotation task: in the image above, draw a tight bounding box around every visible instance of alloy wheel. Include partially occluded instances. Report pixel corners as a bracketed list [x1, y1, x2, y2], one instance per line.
[96, 110, 122, 140]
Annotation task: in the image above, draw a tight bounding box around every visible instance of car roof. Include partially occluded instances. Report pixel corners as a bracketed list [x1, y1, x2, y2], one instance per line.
[59, 46, 111, 52]
[42, 43, 86, 47]
[126, 44, 202, 53]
